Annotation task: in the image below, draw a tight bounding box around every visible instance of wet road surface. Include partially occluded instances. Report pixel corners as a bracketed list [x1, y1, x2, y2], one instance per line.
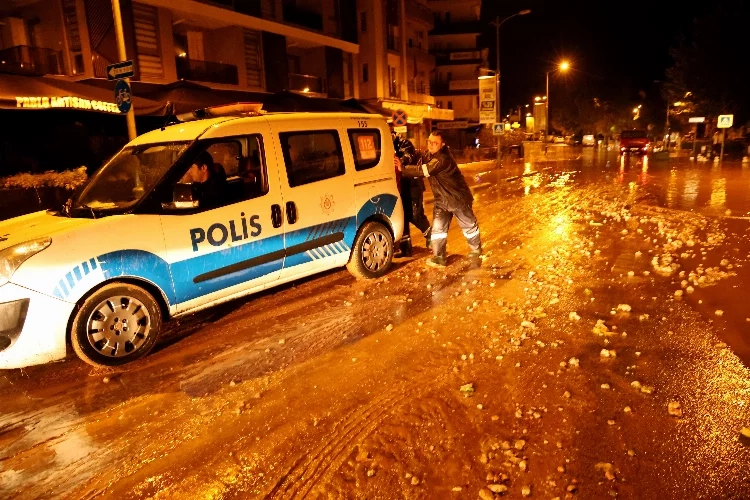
[2, 147, 750, 499]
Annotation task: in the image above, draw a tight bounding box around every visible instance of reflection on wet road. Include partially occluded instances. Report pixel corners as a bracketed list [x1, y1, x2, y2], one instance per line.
[2, 147, 750, 499]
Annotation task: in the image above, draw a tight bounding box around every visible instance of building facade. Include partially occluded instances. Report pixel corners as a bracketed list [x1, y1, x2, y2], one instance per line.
[427, 0, 488, 150]
[0, 0, 360, 98]
[356, 0, 452, 149]
[0, 0, 461, 169]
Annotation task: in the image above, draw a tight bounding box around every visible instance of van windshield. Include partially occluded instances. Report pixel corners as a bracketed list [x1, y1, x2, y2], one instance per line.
[73, 141, 190, 211]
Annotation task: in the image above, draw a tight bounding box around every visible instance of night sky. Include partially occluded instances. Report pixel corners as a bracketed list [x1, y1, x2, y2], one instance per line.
[480, 0, 708, 115]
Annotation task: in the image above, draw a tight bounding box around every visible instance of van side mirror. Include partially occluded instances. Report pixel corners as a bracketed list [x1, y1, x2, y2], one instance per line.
[161, 183, 200, 210]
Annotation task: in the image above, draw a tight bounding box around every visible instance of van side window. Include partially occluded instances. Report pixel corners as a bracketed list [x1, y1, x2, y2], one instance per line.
[280, 130, 345, 187]
[205, 141, 241, 178]
[347, 129, 381, 171]
[235, 135, 268, 200]
[170, 135, 269, 212]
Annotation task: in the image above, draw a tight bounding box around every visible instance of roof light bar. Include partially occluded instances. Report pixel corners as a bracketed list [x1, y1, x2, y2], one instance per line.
[175, 102, 264, 122]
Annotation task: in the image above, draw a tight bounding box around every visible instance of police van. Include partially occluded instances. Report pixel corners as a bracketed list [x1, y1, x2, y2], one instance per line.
[0, 105, 403, 369]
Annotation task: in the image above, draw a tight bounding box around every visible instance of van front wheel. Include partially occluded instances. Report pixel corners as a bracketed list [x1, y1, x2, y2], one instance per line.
[71, 283, 162, 368]
[347, 221, 394, 279]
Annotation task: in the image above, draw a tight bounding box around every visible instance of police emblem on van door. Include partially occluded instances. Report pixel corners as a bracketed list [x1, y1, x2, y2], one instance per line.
[320, 194, 335, 215]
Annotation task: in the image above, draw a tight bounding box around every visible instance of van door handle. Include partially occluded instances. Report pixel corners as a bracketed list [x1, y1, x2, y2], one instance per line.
[286, 201, 298, 224]
[271, 204, 282, 228]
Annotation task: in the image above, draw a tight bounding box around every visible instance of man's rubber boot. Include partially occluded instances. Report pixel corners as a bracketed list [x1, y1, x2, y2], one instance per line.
[426, 256, 447, 268]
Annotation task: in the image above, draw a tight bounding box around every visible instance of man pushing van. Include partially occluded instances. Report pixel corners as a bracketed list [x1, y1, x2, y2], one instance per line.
[394, 130, 481, 267]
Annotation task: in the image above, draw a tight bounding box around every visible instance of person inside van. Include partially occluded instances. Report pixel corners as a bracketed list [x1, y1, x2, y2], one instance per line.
[180, 150, 226, 209]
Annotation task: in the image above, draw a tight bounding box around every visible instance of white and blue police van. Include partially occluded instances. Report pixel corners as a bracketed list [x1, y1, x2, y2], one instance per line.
[0, 105, 403, 369]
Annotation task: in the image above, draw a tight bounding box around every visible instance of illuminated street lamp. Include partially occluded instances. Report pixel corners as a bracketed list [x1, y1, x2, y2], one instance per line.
[546, 61, 570, 143]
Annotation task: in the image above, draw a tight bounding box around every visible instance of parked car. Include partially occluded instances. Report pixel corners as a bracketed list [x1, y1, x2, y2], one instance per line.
[567, 135, 582, 146]
[0, 106, 404, 369]
[554, 136, 566, 144]
[582, 134, 596, 147]
[619, 129, 650, 154]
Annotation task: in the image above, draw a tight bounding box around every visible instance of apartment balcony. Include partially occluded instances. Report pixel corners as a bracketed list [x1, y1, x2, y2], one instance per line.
[430, 79, 480, 95]
[449, 79, 479, 91]
[429, 21, 482, 36]
[433, 50, 485, 66]
[289, 73, 326, 95]
[407, 81, 435, 105]
[0, 46, 64, 76]
[408, 81, 430, 95]
[405, 0, 434, 29]
[176, 57, 239, 85]
[407, 46, 435, 65]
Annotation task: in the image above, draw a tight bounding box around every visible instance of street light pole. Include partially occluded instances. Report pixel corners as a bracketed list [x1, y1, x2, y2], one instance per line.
[544, 61, 568, 150]
[491, 9, 530, 167]
[545, 70, 550, 144]
[111, 0, 136, 141]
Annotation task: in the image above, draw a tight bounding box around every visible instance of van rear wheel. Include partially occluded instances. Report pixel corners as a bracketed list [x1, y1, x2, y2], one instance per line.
[71, 283, 162, 368]
[347, 221, 394, 279]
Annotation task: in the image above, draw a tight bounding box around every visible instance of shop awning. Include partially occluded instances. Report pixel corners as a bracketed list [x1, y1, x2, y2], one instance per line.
[343, 99, 393, 118]
[127, 80, 267, 116]
[80, 79, 364, 116]
[0, 73, 162, 115]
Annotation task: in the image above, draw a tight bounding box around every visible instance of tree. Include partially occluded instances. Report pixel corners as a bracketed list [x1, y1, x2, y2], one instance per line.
[665, 0, 750, 124]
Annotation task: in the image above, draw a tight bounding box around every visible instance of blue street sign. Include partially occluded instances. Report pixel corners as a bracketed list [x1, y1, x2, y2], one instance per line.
[106, 60, 134, 80]
[392, 109, 408, 127]
[114, 80, 132, 113]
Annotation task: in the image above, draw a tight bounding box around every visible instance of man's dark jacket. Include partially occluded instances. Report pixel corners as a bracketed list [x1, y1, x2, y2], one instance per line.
[400, 145, 473, 210]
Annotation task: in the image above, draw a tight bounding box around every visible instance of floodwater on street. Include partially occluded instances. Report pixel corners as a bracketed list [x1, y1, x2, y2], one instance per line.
[2, 147, 750, 499]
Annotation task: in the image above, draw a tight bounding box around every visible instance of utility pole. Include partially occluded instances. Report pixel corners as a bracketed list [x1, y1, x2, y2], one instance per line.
[111, 0, 136, 141]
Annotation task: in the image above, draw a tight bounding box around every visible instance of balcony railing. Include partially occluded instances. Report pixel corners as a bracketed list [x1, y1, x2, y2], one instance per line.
[289, 73, 326, 94]
[429, 21, 482, 35]
[0, 45, 63, 75]
[433, 50, 485, 65]
[405, 0, 434, 29]
[408, 81, 430, 95]
[176, 57, 239, 85]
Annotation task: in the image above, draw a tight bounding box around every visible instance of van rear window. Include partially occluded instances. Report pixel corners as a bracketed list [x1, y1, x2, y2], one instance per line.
[348, 129, 382, 171]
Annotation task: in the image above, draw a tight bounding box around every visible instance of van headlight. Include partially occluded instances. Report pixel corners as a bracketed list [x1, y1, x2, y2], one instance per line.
[0, 237, 52, 287]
